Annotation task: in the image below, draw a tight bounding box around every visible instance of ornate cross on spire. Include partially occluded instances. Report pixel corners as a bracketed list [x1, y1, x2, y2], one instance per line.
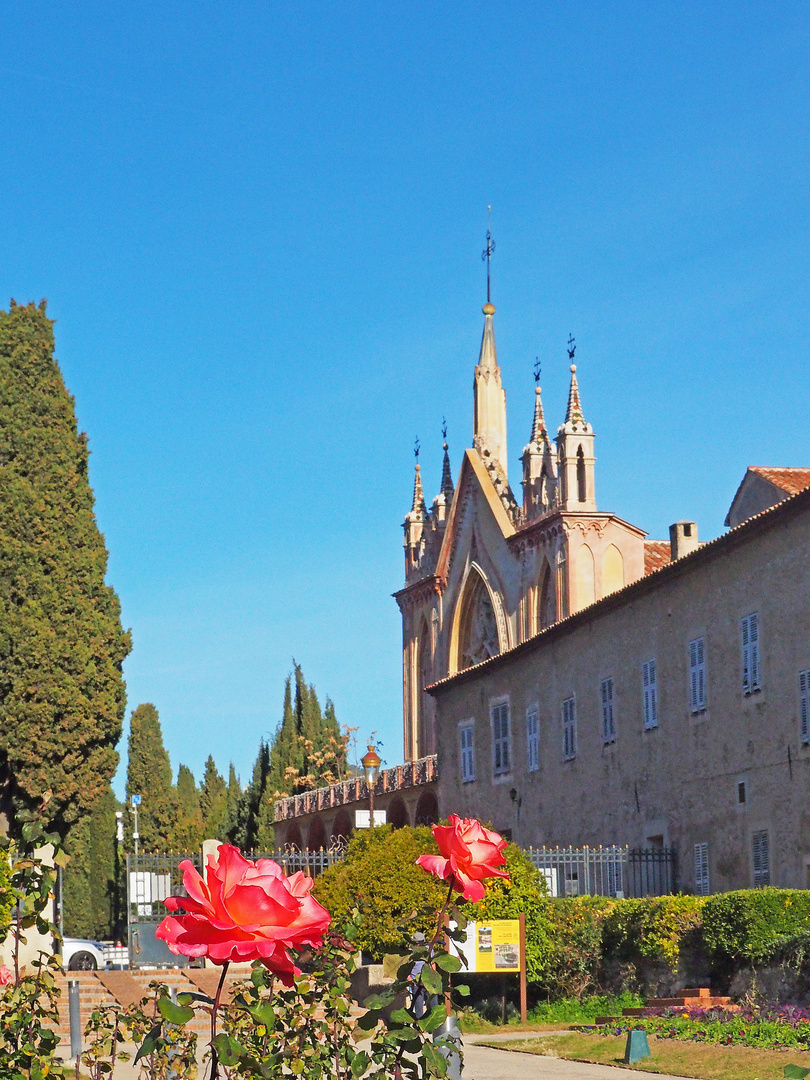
[481, 205, 495, 304]
[567, 334, 576, 362]
[534, 356, 541, 384]
[414, 436, 420, 461]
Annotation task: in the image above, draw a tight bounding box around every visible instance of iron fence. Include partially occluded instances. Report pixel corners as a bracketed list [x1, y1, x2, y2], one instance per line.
[526, 845, 676, 898]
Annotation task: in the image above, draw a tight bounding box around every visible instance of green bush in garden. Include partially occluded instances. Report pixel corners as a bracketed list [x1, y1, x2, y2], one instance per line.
[602, 895, 706, 972]
[312, 825, 448, 957]
[535, 895, 615, 998]
[702, 888, 810, 966]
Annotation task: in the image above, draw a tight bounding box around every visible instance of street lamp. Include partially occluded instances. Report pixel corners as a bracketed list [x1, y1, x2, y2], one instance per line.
[361, 744, 382, 828]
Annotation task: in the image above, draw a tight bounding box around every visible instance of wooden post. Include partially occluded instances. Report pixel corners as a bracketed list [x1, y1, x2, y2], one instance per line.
[519, 911, 528, 1025]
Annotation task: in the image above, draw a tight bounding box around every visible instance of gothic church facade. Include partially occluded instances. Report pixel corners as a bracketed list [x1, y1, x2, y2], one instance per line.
[395, 301, 650, 763]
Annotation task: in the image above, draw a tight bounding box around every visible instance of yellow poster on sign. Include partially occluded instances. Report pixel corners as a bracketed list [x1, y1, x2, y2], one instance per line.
[475, 919, 521, 973]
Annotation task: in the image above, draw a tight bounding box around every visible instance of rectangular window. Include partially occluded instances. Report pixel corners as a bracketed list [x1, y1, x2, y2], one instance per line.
[689, 637, 706, 712]
[642, 659, 658, 729]
[694, 843, 710, 896]
[491, 701, 511, 776]
[801, 670, 810, 745]
[459, 722, 475, 784]
[752, 830, 770, 887]
[526, 707, 539, 772]
[562, 696, 577, 761]
[741, 613, 761, 694]
[601, 677, 616, 743]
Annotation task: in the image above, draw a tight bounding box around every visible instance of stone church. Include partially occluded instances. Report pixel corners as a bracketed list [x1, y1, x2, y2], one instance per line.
[395, 300, 653, 763]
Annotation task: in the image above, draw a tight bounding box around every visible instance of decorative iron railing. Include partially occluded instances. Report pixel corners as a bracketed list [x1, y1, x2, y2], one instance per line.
[273, 754, 438, 822]
[527, 845, 676, 898]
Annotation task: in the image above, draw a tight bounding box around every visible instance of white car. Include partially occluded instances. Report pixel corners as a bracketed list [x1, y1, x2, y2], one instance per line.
[61, 937, 106, 971]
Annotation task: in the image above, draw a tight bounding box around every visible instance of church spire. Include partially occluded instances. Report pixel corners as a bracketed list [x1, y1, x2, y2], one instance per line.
[473, 210, 508, 477]
[440, 419, 454, 500]
[563, 335, 586, 428]
[521, 358, 557, 519]
[403, 438, 427, 577]
[411, 438, 425, 513]
[556, 336, 597, 511]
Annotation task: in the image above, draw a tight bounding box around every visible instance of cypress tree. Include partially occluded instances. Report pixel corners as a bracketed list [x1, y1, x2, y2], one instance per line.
[173, 764, 204, 852]
[125, 703, 177, 851]
[63, 784, 120, 938]
[224, 763, 242, 844]
[199, 756, 228, 840]
[0, 300, 130, 833]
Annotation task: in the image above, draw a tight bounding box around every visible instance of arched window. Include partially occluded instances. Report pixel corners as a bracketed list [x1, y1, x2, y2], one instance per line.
[576, 544, 595, 609]
[306, 818, 327, 852]
[577, 445, 587, 502]
[415, 791, 439, 826]
[455, 569, 501, 671]
[417, 627, 434, 756]
[538, 561, 555, 631]
[387, 797, 408, 829]
[603, 544, 624, 595]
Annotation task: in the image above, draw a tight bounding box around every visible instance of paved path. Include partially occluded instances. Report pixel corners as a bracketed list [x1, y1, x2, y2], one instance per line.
[464, 1035, 685, 1080]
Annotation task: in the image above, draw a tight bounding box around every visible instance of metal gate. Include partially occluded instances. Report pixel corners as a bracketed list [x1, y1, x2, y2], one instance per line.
[126, 851, 202, 968]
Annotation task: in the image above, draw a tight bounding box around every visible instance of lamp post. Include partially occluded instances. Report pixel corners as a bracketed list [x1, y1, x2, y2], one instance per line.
[361, 744, 382, 828]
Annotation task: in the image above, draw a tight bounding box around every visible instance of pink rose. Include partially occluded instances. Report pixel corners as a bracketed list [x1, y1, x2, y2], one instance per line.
[0, 965, 12, 986]
[416, 814, 509, 901]
[155, 844, 330, 985]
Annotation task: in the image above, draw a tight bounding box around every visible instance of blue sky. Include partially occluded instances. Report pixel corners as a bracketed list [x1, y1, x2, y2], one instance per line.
[2, 3, 809, 794]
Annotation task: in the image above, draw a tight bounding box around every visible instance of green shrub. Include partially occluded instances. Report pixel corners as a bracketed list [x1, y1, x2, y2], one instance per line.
[312, 825, 447, 957]
[703, 888, 810, 967]
[465, 843, 550, 984]
[535, 896, 615, 998]
[602, 895, 706, 972]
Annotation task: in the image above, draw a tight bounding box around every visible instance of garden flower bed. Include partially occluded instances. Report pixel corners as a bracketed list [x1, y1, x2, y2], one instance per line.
[593, 1004, 810, 1050]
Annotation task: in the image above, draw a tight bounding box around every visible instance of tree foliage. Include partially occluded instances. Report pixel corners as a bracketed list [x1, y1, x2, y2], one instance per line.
[174, 764, 204, 852]
[125, 703, 177, 851]
[63, 784, 122, 938]
[0, 300, 130, 833]
[312, 825, 448, 958]
[199, 755, 229, 840]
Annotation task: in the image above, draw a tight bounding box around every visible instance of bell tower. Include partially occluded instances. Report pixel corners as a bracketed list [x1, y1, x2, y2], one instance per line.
[556, 338, 596, 512]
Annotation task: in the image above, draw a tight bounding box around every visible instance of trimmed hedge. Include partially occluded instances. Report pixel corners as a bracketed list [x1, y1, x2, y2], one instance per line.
[602, 896, 705, 969]
[702, 888, 810, 966]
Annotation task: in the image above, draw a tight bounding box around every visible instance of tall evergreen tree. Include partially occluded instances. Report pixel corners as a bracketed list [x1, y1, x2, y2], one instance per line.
[199, 756, 228, 840]
[173, 764, 204, 852]
[233, 742, 270, 852]
[63, 784, 120, 938]
[266, 662, 348, 799]
[125, 703, 176, 852]
[224, 763, 242, 843]
[0, 301, 130, 833]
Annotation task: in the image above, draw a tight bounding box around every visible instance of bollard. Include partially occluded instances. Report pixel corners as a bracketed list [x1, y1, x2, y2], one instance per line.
[624, 1029, 651, 1064]
[433, 1015, 462, 1079]
[68, 979, 81, 1061]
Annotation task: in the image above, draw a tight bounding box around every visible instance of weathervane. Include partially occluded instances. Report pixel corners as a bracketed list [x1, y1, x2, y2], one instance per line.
[441, 417, 448, 444]
[533, 356, 541, 384]
[567, 334, 576, 362]
[414, 436, 420, 461]
[481, 205, 495, 304]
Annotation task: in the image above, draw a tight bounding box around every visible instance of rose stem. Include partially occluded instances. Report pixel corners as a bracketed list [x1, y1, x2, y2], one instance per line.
[209, 961, 230, 1080]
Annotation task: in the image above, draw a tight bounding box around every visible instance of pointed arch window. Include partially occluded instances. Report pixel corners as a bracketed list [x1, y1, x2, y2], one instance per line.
[538, 561, 555, 632]
[576, 445, 587, 502]
[456, 569, 501, 671]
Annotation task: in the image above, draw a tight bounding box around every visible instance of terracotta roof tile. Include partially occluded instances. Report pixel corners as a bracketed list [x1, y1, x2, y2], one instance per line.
[749, 467, 810, 497]
[644, 540, 671, 575]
